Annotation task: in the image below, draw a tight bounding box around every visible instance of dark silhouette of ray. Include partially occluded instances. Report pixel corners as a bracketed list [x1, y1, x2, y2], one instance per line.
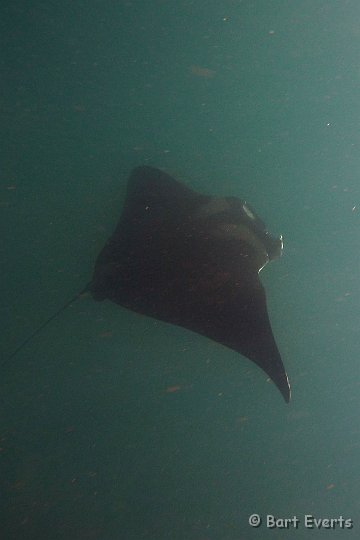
[7, 166, 290, 402]
[90, 166, 290, 402]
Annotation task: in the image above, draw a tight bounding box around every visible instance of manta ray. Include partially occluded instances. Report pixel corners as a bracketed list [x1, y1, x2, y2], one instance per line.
[8, 166, 291, 402]
[90, 166, 290, 402]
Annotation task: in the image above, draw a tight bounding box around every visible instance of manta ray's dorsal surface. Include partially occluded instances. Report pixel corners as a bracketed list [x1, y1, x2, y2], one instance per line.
[90, 166, 290, 402]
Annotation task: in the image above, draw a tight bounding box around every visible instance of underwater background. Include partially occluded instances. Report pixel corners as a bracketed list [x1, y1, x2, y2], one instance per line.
[1, 1, 360, 538]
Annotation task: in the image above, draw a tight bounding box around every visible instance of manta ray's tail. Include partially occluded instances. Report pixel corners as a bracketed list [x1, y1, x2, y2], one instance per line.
[4, 283, 91, 367]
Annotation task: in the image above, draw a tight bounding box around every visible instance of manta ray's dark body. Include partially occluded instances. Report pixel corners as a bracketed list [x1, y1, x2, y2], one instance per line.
[89, 166, 290, 402]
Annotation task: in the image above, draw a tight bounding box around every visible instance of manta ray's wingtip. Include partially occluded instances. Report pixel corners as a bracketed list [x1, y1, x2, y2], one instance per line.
[279, 374, 291, 403]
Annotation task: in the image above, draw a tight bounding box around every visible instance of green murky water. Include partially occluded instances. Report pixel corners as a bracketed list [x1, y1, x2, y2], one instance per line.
[1, 1, 359, 538]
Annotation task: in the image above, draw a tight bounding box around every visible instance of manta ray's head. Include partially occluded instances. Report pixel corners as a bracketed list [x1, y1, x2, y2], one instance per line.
[232, 198, 283, 262]
[198, 196, 283, 272]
